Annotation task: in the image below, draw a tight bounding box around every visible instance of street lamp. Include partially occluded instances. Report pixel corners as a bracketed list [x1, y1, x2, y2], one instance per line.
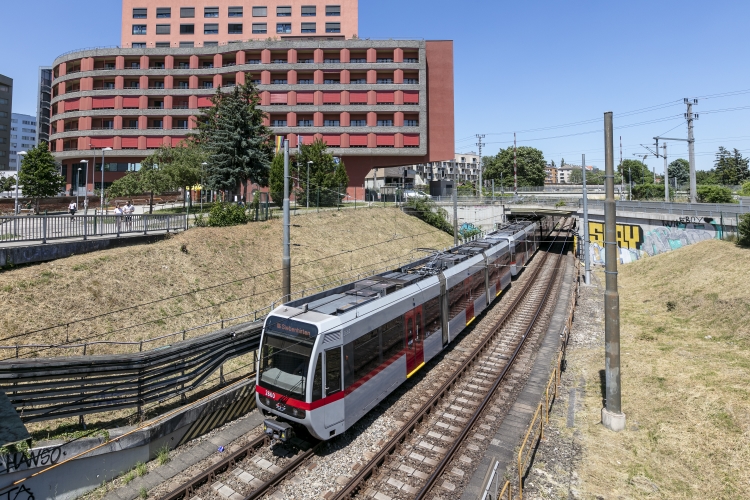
[100, 147, 112, 234]
[16, 151, 27, 215]
[80, 160, 89, 212]
[306, 161, 312, 209]
[201, 162, 207, 212]
[76, 167, 82, 209]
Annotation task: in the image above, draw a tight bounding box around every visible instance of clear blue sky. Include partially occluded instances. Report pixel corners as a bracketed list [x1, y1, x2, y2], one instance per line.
[2, 0, 750, 172]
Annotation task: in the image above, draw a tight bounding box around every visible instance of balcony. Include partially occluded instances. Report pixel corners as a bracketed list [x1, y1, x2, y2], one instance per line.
[350, 58, 367, 63]
[376, 58, 393, 63]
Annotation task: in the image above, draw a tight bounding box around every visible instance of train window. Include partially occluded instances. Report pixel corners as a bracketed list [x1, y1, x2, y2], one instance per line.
[259, 334, 313, 399]
[423, 297, 441, 338]
[312, 353, 323, 401]
[470, 269, 484, 299]
[447, 282, 464, 321]
[325, 347, 342, 395]
[351, 330, 380, 385]
[381, 317, 404, 362]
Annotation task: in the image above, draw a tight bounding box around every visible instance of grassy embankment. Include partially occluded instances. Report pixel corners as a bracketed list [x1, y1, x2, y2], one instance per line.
[0, 206, 454, 436]
[568, 240, 750, 498]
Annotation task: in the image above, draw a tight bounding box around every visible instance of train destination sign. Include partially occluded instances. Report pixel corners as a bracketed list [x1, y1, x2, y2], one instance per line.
[267, 316, 319, 339]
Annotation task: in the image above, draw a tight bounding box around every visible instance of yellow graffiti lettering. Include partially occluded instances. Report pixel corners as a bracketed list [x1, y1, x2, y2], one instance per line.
[588, 221, 643, 250]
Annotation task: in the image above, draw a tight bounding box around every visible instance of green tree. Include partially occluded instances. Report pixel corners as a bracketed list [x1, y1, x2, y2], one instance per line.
[147, 142, 205, 208]
[270, 139, 348, 207]
[714, 147, 750, 185]
[618, 159, 651, 185]
[109, 151, 174, 213]
[667, 158, 690, 186]
[195, 78, 273, 197]
[0, 175, 15, 196]
[696, 169, 719, 185]
[484, 147, 547, 188]
[569, 168, 583, 184]
[696, 185, 734, 203]
[17, 142, 65, 213]
[740, 180, 750, 197]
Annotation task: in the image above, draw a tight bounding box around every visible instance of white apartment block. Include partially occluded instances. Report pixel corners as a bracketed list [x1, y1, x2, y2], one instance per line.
[411, 152, 480, 185]
[8, 113, 38, 173]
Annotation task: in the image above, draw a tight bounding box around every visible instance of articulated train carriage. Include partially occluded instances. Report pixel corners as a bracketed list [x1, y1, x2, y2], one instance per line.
[257, 216, 558, 441]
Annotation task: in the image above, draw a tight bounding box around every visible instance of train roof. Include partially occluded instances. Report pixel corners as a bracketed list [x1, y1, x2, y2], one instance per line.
[284, 220, 534, 317]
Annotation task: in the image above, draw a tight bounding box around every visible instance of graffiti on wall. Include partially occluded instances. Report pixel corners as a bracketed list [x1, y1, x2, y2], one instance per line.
[0, 485, 34, 500]
[586, 217, 724, 265]
[0, 446, 63, 474]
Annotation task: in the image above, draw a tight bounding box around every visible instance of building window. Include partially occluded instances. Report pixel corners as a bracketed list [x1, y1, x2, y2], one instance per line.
[377, 78, 393, 84]
[0, 85, 8, 92]
[404, 78, 418, 84]
[405, 119, 418, 126]
[180, 7, 195, 18]
[351, 78, 366, 84]
[132, 43, 147, 48]
[301, 22, 316, 33]
[204, 41, 219, 46]
[325, 22, 341, 33]
[276, 23, 292, 34]
[156, 24, 171, 34]
[253, 6, 267, 17]
[252, 23, 267, 33]
[351, 120, 366, 126]
[204, 23, 219, 34]
[299, 78, 314, 84]
[133, 8, 147, 18]
[298, 119, 313, 126]
[272, 119, 287, 126]
[324, 120, 340, 126]
[204, 6, 219, 17]
[377, 120, 393, 126]
[228, 6, 243, 17]
[277, 6, 292, 16]
[180, 24, 195, 34]
[156, 42, 171, 47]
[179, 41, 194, 47]
[326, 5, 341, 16]
[324, 78, 339, 84]
[404, 57, 419, 63]
[178, 81, 189, 88]
[175, 119, 189, 129]
[228, 23, 243, 34]
[301, 5, 316, 16]
[156, 7, 171, 18]
[132, 25, 147, 35]
[273, 79, 288, 84]
[0, 98, 8, 105]
[202, 81, 214, 88]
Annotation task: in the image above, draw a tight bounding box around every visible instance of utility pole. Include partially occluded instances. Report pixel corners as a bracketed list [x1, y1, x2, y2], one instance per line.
[282, 139, 291, 302]
[619, 136, 623, 200]
[476, 134, 485, 200]
[685, 98, 698, 203]
[663, 143, 668, 202]
[582, 153, 591, 285]
[452, 180, 458, 246]
[513, 132, 518, 198]
[602, 111, 625, 432]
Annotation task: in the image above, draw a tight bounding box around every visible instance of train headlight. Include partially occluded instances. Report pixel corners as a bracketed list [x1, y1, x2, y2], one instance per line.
[291, 407, 305, 419]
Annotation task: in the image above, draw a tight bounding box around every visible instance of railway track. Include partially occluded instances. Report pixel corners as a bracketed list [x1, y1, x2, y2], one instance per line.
[157, 220, 572, 500]
[330, 220, 573, 500]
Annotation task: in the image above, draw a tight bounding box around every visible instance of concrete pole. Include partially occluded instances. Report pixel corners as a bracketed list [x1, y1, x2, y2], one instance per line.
[513, 132, 518, 198]
[282, 139, 291, 302]
[582, 154, 591, 285]
[452, 181, 458, 246]
[687, 100, 697, 203]
[602, 111, 625, 431]
[661, 142, 669, 203]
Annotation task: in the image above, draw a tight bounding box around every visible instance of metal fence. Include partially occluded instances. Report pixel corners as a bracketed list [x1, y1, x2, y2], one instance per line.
[0, 320, 262, 423]
[585, 200, 750, 218]
[0, 213, 187, 244]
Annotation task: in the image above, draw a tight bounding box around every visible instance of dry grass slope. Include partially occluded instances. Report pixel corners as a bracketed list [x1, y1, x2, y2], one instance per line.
[0, 207, 455, 357]
[576, 239, 750, 498]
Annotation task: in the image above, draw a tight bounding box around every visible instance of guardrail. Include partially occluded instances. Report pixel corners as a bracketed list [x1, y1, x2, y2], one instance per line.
[0, 213, 187, 244]
[0, 319, 263, 423]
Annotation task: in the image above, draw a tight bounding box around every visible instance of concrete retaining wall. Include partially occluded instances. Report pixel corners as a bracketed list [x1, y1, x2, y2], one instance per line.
[0, 233, 173, 267]
[0, 379, 256, 500]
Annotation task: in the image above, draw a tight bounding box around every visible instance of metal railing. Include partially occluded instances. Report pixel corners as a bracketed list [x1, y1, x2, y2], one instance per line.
[0, 320, 263, 423]
[0, 213, 187, 244]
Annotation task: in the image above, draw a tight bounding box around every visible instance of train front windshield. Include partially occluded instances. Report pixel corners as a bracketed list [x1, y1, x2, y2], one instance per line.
[259, 333, 314, 400]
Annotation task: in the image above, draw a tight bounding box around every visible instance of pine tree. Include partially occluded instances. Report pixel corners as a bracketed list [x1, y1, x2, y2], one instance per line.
[195, 78, 273, 198]
[714, 147, 750, 185]
[17, 142, 65, 213]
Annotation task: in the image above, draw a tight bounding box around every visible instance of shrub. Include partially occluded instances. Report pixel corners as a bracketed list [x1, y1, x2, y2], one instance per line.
[632, 183, 672, 200]
[205, 202, 249, 227]
[740, 180, 750, 197]
[403, 198, 453, 235]
[697, 185, 734, 203]
[738, 213, 750, 247]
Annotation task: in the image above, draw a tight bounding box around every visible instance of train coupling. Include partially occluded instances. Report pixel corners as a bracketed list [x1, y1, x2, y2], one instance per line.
[263, 419, 294, 442]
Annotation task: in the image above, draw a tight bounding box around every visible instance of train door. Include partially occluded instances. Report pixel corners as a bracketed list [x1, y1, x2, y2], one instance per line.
[464, 276, 474, 322]
[404, 306, 424, 376]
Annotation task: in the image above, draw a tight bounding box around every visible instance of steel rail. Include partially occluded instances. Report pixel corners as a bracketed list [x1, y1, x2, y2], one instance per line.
[331, 219, 572, 500]
[414, 224, 572, 499]
[244, 441, 324, 500]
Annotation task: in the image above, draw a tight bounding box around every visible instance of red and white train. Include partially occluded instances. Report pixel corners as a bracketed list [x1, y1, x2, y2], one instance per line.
[257, 217, 557, 441]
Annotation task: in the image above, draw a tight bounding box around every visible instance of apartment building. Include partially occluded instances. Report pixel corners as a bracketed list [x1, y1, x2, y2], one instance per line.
[48, 39, 454, 195]
[121, 1, 358, 48]
[0, 75, 12, 172]
[9, 114, 38, 173]
[410, 152, 480, 185]
[37, 67, 53, 144]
